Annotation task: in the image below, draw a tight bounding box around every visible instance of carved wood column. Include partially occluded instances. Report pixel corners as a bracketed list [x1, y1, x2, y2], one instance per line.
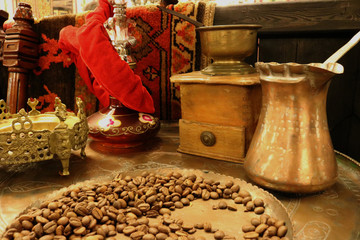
[3, 3, 39, 113]
[0, 10, 9, 63]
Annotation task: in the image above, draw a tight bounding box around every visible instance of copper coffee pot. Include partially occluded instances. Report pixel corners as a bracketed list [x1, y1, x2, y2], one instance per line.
[245, 62, 343, 193]
[245, 31, 360, 194]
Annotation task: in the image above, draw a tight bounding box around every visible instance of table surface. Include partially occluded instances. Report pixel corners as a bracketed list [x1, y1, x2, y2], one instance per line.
[0, 122, 359, 239]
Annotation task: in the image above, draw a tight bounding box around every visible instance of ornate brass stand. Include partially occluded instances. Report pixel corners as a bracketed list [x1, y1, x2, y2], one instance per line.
[0, 98, 89, 175]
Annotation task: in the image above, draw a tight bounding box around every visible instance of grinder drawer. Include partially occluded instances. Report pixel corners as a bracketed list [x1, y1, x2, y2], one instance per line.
[178, 119, 245, 163]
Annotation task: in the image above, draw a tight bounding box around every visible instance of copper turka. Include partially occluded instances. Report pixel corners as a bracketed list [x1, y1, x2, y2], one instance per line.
[0, 98, 89, 175]
[245, 62, 343, 193]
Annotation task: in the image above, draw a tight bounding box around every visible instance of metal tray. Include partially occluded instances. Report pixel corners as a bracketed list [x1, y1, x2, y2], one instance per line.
[2, 168, 294, 239]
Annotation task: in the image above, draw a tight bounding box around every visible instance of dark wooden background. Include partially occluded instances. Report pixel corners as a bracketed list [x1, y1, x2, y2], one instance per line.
[215, 0, 360, 161]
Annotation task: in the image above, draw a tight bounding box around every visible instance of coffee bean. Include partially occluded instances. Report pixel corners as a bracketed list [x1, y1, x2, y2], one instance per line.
[171, 195, 180, 202]
[169, 223, 181, 232]
[223, 235, 236, 240]
[277, 225, 288, 237]
[201, 190, 210, 200]
[242, 196, 252, 205]
[223, 188, 232, 195]
[174, 201, 184, 209]
[48, 212, 60, 221]
[218, 201, 227, 209]
[233, 197, 243, 204]
[186, 194, 195, 201]
[68, 217, 82, 228]
[238, 190, 251, 198]
[204, 222, 212, 232]
[264, 226, 277, 237]
[66, 212, 77, 218]
[158, 225, 170, 234]
[175, 229, 188, 236]
[255, 223, 268, 234]
[89, 218, 97, 229]
[242, 224, 255, 233]
[64, 224, 72, 236]
[91, 207, 103, 220]
[146, 195, 158, 204]
[243, 231, 259, 239]
[253, 198, 264, 207]
[33, 223, 43, 237]
[181, 223, 193, 232]
[260, 214, 270, 224]
[159, 208, 171, 215]
[174, 185, 183, 194]
[143, 233, 156, 240]
[130, 231, 145, 240]
[36, 216, 49, 224]
[214, 230, 225, 239]
[210, 192, 219, 199]
[79, 216, 90, 226]
[254, 206, 265, 215]
[275, 220, 285, 228]
[39, 235, 55, 240]
[251, 218, 261, 227]
[123, 226, 136, 235]
[21, 220, 33, 230]
[48, 202, 59, 210]
[74, 226, 86, 235]
[137, 217, 149, 226]
[55, 225, 64, 235]
[227, 204, 237, 211]
[149, 227, 159, 235]
[194, 223, 203, 229]
[267, 217, 277, 226]
[155, 233, 168, 240]
[225, 180, 234, 188]
[9, 220, 22, 232]
[54, 236, 66, 240]
[42, 209, 51, 219]
[43, 221, 57, 234]
[146, 210, 159, 218]
[245, 201, 254, 211]
[138, 203, 151, 212]
[230, 184, 240, 193]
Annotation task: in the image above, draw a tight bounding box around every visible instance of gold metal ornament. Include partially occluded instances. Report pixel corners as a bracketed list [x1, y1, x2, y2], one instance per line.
[0, 97, 89, 175]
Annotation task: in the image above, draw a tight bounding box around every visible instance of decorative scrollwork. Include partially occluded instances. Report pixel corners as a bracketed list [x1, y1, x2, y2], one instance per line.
[90, 120, 159, 136]
[27, 98, 40, 116]
[11, 109, 33, 134]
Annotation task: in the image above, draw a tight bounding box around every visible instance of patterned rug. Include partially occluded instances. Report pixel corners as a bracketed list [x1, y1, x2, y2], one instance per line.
[0, 2, 216, 119]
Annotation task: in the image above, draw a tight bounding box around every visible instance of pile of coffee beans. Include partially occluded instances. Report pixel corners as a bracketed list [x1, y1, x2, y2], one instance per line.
[1, 171, 290, 240]
[242, 214, 288, 240]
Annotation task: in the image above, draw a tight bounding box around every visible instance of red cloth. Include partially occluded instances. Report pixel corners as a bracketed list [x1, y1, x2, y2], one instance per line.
[58, 0, 155, 113]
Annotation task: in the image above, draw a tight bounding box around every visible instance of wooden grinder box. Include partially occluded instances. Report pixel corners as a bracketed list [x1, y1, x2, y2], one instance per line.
[171, 71, 261, 163]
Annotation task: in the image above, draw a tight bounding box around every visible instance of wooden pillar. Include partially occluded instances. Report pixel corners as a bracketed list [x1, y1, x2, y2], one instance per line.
[0, 10, 9, 63]
[3, 3, 38, 113]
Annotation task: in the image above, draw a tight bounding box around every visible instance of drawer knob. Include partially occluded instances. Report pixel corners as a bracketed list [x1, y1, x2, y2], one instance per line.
[200, 131, 216, 146]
